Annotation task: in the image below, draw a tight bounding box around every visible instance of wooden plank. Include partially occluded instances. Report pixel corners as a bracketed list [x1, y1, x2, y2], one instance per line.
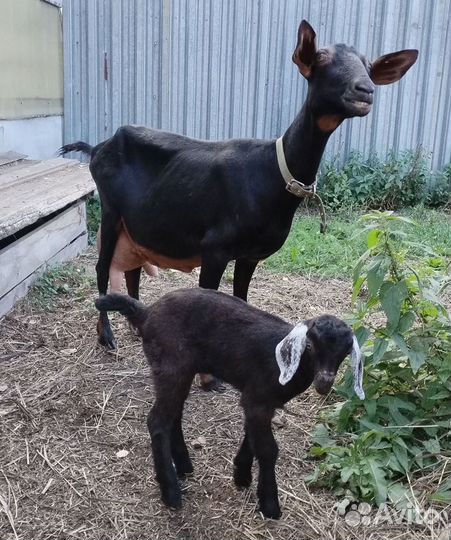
[0, 151, 28, 167]
[0, 162, 95, 240]
[0, 232, 87, 318]
[0, 202, 87, 299]
[0, 158, 77, 190]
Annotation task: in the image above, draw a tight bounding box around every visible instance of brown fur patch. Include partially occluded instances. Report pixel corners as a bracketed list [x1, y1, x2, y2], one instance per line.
[317, 115, 344, 132]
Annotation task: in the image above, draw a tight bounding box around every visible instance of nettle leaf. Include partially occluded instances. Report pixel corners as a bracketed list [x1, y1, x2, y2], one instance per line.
[373, 337, 388, 363]
[312, 424, 337, 448]
[367, 256, 390, 296]
[367, 229, 382, 249]
[352, 276, 365, 304]
[392, 334, 426, 373]
[353, 249, 371, 283]
[379, 281, 408, 331]
[341, 466, 358, 483]
[423, 439, 441, 454]
[388, 483, 411, 508]
[407, 336, 427, 373]
[365, 457, 388, 505]
[398, 312, 416, 333]
[392, 333, 409, 357]
[354, 325, 370, 347]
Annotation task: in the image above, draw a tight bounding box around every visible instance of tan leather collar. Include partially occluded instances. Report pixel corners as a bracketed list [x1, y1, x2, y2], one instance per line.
[275, 137, 327, 233]
[275, 137, 317, 198]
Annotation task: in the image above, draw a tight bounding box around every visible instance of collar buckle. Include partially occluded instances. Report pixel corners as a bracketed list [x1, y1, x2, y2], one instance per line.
[285, 178, 317, 198]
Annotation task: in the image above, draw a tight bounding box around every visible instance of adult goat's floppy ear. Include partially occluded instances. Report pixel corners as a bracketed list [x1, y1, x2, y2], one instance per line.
[275, 323, 308, 385]
[351, 335, 365, 400]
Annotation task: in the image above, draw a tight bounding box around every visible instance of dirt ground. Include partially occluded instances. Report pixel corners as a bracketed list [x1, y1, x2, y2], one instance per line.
[0, 247, 444, 539]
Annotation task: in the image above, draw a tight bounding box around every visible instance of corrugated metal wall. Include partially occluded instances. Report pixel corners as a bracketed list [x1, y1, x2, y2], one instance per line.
[63, 0, 451, 169]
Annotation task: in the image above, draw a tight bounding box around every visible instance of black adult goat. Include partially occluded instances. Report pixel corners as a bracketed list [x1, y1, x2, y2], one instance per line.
[96, 288, 365, 519]
[61, 20, 417, 390]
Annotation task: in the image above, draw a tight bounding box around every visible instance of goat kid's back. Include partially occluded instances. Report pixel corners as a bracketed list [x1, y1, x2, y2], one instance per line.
[96, 289, 291, 393]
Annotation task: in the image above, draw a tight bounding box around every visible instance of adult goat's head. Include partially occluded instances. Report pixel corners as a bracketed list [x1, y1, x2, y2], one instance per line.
[275, 315, 364, 399]
[293, 20, 418, 128]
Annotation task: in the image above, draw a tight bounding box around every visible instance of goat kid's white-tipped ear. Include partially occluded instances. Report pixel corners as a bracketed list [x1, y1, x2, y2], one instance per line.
[351, 335, 365, 400]
[275, 323, 308, 385]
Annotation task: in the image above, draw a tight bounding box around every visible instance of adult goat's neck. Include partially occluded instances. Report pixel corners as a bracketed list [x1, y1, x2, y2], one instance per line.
[281, 104, 338, 185]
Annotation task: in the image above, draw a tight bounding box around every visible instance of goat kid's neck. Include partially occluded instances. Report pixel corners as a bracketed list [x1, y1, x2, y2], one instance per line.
[282, 104, 341, 185]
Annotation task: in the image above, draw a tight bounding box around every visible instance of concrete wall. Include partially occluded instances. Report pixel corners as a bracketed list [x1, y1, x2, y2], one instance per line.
[0, 116, 62, 160]
[0, 0, 63, 158]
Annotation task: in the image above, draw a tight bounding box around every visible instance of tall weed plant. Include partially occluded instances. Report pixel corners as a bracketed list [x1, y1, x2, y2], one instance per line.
[319, 150, 450, 211]
[308, 211, 451, 506]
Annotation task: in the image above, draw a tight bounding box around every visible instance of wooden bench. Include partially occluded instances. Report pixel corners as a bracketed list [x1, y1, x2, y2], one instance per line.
[0, 154, 95, 317]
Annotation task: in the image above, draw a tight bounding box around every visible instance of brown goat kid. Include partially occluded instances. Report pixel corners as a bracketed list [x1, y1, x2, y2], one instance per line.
[95, 289, 364, 519]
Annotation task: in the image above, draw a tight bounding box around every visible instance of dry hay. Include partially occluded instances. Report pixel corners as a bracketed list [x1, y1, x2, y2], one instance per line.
[0, 247, 447, 540]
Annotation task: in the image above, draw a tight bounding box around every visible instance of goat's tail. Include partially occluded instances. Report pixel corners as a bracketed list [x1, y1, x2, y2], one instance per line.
[58, 141, 93, 158]
[95, 294, 147, 330]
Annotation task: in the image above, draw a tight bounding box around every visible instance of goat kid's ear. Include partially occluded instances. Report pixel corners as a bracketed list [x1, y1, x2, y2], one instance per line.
[370, 49, 418, 85]
[351, 335, 365, 400]
[275, 324, 308, 385]
[293, 20, 317, 79]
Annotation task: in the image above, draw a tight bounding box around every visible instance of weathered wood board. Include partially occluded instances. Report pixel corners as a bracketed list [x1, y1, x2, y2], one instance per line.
[0, 157, 95, 318]
[0, 158, 94, 240]
[0, 202, 88, 317]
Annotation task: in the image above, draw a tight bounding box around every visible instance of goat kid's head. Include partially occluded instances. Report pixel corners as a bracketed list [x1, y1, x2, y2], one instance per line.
[275, 315, 364, 399]
[293, 20, 418, 127]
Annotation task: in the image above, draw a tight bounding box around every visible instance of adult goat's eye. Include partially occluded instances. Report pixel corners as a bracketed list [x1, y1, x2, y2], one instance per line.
[317, 51, 330, 65]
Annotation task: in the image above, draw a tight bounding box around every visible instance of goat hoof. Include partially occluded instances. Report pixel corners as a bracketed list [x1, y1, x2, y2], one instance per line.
[98, 334, 117, 350]
[161, 486, 182, 510]
[200, 377, 226, 392]
[128, 322, 141, 337]
[233, 467, 252, 489]
[175, 459, 194, 478]
[259, 499, 282, 520]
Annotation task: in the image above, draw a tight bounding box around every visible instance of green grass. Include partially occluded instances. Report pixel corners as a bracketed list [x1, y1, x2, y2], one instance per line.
[30, 263, 94, 310]
[86, 194, 101, 245]
[264, 206, 450, 278]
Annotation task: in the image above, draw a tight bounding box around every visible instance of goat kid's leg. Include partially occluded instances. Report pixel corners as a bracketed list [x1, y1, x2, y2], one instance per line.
[233, 431, 254, 489]
[245, 405, 281, 519]
[171, 412, 193, 477]
[148, 405, 182, 509]
[125, 267, 142, 336]
[198, 252, 229, 391]
[148, 377, 193, 509]
[233, 258, 259, 301]
[96, 213, 120, 349]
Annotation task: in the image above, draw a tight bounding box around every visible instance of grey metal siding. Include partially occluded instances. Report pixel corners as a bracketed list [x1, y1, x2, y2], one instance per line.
[63, 0, 451, 169]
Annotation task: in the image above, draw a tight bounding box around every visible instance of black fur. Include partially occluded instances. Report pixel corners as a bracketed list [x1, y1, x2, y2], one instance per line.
[61, 20, 417, 351]
[58, 141, 93, 156]
[96, 288, 355, 518]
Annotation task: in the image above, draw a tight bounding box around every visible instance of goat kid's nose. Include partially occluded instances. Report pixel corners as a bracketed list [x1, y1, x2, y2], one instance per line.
[313, 370, 335, 395]
[354, 79, 375, 96]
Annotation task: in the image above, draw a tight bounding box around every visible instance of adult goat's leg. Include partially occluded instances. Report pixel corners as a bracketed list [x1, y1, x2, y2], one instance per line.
[233, 431, 254, 489]
[125, 267, 142, 335]
[245, 404, 281, 519]
[125, 267, 142, 299]
[96, 211, 120, 349]
[198, 252, 229, 391]
[233, 258, 259, 301]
